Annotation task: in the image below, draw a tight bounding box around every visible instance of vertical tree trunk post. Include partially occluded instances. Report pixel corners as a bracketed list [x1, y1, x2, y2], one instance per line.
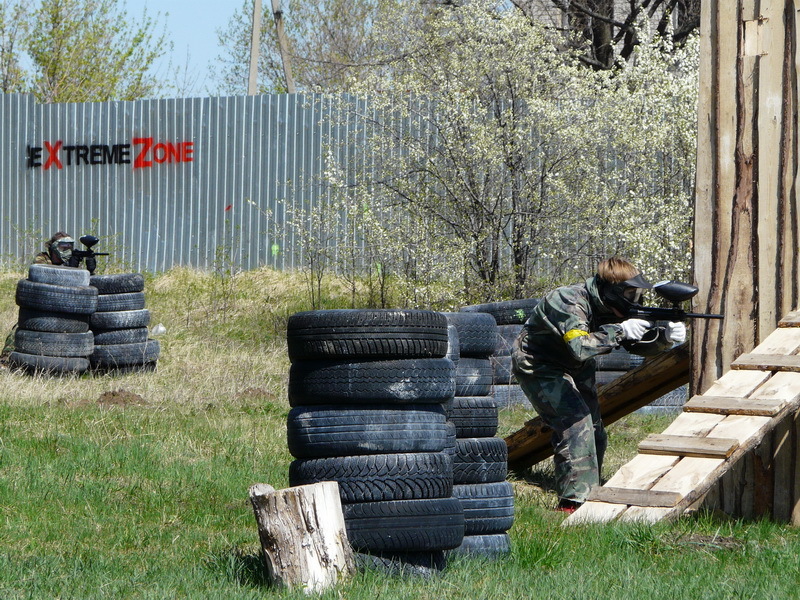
[249, 482, 356, 593]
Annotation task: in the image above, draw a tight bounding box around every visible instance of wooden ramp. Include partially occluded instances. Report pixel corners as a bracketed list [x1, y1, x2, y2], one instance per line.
[506, 343, 690, 472]
[564, 312, 800, 525]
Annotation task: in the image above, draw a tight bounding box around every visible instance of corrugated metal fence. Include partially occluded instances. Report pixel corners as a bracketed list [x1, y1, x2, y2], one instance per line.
[0, 93, 355, 272]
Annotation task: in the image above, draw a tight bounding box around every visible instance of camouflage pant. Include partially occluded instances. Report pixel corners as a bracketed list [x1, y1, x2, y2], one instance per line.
[512, 350, 607, 503]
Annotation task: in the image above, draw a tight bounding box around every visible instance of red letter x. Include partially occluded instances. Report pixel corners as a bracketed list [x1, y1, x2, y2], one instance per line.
[43, 141, 63, 170]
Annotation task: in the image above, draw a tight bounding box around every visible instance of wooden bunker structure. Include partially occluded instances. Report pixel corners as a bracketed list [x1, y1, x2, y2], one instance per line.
[507, 1, 800, 524]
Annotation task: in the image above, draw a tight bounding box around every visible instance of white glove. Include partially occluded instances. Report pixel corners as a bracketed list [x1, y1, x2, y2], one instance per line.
[665, 321, 686, 344]
[620, 318, 652, 341]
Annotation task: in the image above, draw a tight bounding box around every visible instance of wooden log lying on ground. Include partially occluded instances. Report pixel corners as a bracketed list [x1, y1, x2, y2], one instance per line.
[505, 343, 691, 472]
[249, 482, 356, 594]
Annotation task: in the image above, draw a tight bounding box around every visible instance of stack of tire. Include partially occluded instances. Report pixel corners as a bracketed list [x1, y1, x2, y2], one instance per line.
[9, 264, 97, 375]
[88, 273, 159, 372]
[460, 299, 540, 409]
[443, 312, 514, 558]
[285, 309, 464, 575]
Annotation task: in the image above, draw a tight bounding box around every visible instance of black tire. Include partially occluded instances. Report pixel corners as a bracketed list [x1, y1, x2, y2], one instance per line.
[596, 370, 627, 387]
[343, 498, 465, 552]
[595, 347, 644, 371]
[289, 452, 453, 503]
[8, 351, 89, 374]
[28, 264, 90, 287]
[453, 438, 508, 484]
[96, 292, 146, 312]
[92, 327, 149, 345]
[460, 299, 540, 325]
[15, 279, 98, 315]
[288, 358, 455, 406]
[442, 312, 498, 357]
[14, 330, 93, 357]
[17, 308, 89, 333]
[286, 309, 448, 361]
[455, 357, 493, 397]
[355, 551, 446, 578]
[90, 273, 145, 294]
[452, 482, 515, 535]
[444, 421, 456, 458]
[90, 339, 160, 367]
[490, 355, 515, 385]
[495, 325, 523, 356]
[491, 384, 531, 410]
[89, 309, 150, 330]
[286, 405, 448, 459]
[444, 396, 498, 438]
[449, 533, 511, 558]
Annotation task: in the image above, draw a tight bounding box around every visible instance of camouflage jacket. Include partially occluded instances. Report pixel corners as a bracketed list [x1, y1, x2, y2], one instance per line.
[518, 275, 626, 372]
[33, 251, 53, 264]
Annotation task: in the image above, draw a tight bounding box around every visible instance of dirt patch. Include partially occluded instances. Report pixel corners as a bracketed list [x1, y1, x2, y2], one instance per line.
[674, 533, 744, 551]
[97, 389, 147, 406]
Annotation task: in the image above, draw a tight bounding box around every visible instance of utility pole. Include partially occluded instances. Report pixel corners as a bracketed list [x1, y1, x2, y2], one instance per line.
[248, 0, 262, 95]
[271, 0, 296, 93]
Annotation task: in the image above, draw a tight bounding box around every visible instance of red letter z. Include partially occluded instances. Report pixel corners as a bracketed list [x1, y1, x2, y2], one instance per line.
[133, 137, 154, 169]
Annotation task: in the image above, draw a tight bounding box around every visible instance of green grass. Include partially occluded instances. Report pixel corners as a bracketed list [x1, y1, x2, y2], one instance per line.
[0, 267, 799, 598]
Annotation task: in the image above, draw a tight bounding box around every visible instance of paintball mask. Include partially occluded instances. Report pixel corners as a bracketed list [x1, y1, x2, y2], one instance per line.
[600, 272, 653, 316]
[51, 237, 75, 264]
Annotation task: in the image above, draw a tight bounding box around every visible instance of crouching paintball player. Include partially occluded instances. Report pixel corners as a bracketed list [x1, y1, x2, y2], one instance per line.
[512, 256, 686, 514]
[34, 231, 98, 275]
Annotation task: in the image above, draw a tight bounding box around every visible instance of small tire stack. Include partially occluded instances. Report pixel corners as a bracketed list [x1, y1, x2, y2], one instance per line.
[460, 299, 539, 410]
[88, 273, 159, 373]
[9, 264, 97, 375]
[286, 309, 464, 575]
[443, 312, 514, 559]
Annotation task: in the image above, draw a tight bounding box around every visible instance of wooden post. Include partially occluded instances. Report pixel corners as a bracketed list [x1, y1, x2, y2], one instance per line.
[249, 482, 355, 594]
[693, 0, 800, 394]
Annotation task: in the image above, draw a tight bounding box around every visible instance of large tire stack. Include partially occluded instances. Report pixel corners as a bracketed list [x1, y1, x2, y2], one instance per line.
[88, 273, 160, 372]
[286, 309, 464, 574]
[9, 265, 97, 375]
[443, 312, 514, 559]
[460, 299, 539, 410]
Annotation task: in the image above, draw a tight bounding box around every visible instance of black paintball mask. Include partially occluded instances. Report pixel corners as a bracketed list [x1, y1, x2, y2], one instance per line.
[599, 273, 653, 317]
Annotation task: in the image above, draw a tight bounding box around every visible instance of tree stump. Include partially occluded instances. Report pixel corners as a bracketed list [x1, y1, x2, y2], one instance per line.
[249, 482, 355, 594]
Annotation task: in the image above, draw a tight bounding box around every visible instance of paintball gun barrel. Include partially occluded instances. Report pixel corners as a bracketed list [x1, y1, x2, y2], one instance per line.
[627, 280, 723, 322]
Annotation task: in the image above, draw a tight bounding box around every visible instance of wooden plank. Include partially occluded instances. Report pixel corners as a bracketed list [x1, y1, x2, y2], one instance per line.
[661, 412, 725, 436]
[703, 369, 771, 397]
[649, 457, 725, 496]
[683, 395, 785, 416]
[778, 311, 800, 327]
[751, 327, 800, 353]
[791, 408, 800, 525]
[731, 354, 800, 372]
[638, 434, 739, 458]
[586, 487, 682, 508]
[748, 371, 800, 403]
[563, 501, 626, 525]
[706, 414, 772, 445]
[618, 506, 672, 523]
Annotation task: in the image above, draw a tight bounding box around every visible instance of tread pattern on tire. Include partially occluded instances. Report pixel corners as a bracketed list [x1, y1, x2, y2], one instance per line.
[96, 292, 146, 312]
[452, 482, 515, 535]
[92, 327, 149, 345]
[287, 405, 449, 458]
[90, 339, 160, 367]
[455, 357, 493, 397]
[15, 279, 98, 315]
[8, 351, 89, 374]
[89, 309, 150, 330]
[289, 452, 453, 503]
[452, 437, 508, 484]
[17, 308, 89, 333]
[459, 299, 540, 325]
[449, 533, 511, 557]
[28, 264, 90, 287]
[89, 273, 145, 294]
[445, 396, 498, 438]
[442, 312, 498, 357]
[342, 498, 465, 552]
[14, 330, 93, 357]
[289, 358, 455, 405]
[287, 309, 448, 360]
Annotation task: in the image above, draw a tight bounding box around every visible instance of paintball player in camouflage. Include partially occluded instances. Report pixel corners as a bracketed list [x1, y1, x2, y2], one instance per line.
[34, 231, 96, 274]
[512, 256, 687, 514]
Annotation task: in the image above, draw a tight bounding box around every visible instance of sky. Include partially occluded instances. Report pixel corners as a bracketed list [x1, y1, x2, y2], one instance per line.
[126, 0, 245, 97]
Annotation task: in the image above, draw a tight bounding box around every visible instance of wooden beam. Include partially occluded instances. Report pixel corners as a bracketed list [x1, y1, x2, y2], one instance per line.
[731, 354, 800, 372]
[505, 343, 690, 472]
[638, 434, 739, 458]
[683, 395, 786, 416]
[586, 486, 682, 508]
[778, 311, 800, 327]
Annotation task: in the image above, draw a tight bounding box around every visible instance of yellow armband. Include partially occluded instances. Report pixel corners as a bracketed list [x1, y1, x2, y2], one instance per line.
[563, 329, 589, 342]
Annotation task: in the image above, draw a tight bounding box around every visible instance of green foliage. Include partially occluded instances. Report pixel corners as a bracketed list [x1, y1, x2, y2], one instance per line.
[0, 0, 169, 102]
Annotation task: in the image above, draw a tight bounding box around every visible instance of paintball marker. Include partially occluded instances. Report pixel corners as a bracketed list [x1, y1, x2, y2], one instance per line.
[69, 235, 109, 275]
[628, 280, 723, 322]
